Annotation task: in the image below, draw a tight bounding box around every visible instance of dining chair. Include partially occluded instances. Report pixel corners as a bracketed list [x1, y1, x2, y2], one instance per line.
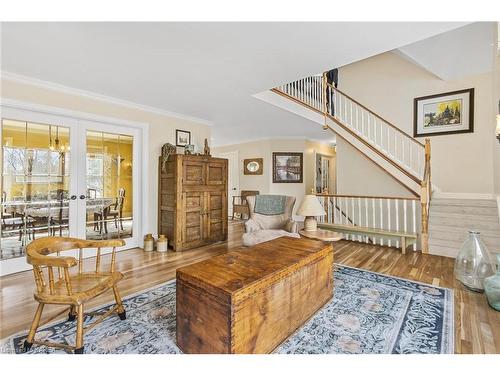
[108, 188, 125, 231]
[49, 189, 69, 237]
[23, 237, 126, 354]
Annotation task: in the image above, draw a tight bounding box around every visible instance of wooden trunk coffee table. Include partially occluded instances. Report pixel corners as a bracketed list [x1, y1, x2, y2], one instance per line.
[176, 236, 334, 354]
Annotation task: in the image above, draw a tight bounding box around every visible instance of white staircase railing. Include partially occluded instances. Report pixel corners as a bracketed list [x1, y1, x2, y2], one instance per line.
[275, 76, 425, 180]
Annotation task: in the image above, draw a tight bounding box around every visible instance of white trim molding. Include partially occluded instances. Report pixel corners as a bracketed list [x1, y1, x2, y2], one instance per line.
[1, 71, 213, 127]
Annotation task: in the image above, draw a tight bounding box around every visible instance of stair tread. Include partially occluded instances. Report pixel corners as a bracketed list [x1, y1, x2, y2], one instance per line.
[429, 212, 499, 222]
[429, 236, 500, 248]
[431, 198, 498, 207]
[430, 224, 500, 236]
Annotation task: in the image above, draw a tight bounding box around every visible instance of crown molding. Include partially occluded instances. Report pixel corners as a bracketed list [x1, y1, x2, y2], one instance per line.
[1, 71, 213, 127]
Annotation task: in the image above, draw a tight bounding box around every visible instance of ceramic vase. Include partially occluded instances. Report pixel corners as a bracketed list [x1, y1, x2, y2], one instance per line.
[143, 233, 154, 252]
[454, 231, 495, 292]
[157, 235, 168, 252]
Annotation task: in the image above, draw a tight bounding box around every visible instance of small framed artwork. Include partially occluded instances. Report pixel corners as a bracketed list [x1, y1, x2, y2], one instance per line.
[272, 152, 303, 183]
[414, 88, 474, 137]
[176, 129, 191, 147]
[243, 158, 263, 175]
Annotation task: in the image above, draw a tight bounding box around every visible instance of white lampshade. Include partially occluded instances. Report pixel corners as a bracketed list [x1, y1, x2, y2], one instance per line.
[296, 195, 326, 217]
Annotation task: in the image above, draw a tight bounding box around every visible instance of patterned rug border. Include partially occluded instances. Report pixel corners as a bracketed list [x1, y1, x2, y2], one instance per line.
[0, 264, 455, 354]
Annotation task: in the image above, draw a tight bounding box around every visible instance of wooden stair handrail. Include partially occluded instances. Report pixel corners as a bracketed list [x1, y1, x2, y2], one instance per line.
[316, 193, 419, 201]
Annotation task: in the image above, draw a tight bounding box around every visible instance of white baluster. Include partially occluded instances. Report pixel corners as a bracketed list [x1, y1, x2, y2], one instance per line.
[361, 110, 365, 138]
[402, 136, 406, 167]
[372, 198, 376, 244]
[379, 198, 383, 245]
[351, 197, 355, 242]
[358, 197, 362, 242]
[412, 200, 416, 251]
[395, 199, 400, 248]
[394, 130, 398, 162]
[365, 197, 369, 243]
[350, 101, 353, 129]
[403, 199, 408, 234]
[409, 142, 413, 174]
[387, 199, 391, 247]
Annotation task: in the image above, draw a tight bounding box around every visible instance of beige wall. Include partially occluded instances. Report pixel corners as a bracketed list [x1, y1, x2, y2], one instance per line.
[213, 138, 336, 217]
[339, 51, 497, 195]
[336, 138, 415, 198]
[1, 79, 212, 235]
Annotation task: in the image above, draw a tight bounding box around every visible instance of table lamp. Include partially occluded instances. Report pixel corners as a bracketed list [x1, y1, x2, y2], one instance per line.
[297, 195, 326, 231]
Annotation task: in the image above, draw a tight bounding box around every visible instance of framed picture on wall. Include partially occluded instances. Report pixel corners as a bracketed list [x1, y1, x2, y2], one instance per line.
[272, 152, 303, 183]
[176, 129, 191, 147]
[413, 88, 474, 137]
[243, 158, 263, 175]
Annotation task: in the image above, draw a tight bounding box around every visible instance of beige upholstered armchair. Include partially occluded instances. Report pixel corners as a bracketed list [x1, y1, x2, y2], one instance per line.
[242, 195, 299, 247]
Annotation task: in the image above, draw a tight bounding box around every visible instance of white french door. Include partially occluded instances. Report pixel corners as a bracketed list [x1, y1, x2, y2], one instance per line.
[76, 120, 141, 248]
[0, 104, 144, 275]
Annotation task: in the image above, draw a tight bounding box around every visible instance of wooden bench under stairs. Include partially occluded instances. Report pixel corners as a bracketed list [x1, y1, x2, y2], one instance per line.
[318, 223, 417, 254]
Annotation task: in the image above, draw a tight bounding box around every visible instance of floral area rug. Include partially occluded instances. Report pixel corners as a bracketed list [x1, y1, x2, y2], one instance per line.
[1, 265, 454, 354]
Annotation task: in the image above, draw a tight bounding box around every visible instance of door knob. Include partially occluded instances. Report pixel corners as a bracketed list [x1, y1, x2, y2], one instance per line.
[79, 195, 86, 200]
[70, 195, 77, 200]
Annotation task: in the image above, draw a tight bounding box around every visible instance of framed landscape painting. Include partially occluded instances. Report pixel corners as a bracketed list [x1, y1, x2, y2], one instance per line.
[413, 88, 474, 137]
[272, 152, 303, 183]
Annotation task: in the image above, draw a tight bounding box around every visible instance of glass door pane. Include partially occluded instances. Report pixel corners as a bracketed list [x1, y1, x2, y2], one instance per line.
[1, 119, 71, 260]
[85, 130, 133, 240]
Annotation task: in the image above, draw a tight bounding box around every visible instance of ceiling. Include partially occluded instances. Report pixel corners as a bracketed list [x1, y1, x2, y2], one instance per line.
[0, 22, 468, 146]
[397, 22, 496, 81]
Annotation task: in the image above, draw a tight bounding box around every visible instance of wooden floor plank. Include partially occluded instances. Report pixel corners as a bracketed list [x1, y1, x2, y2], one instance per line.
[1, 221, 499, 353]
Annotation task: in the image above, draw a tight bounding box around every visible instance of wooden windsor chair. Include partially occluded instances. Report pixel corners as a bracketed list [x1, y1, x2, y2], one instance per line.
[23, 237, 127, 354]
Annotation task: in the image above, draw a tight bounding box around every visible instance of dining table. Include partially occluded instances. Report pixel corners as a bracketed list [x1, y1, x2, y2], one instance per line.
[3, 198, 116, 243]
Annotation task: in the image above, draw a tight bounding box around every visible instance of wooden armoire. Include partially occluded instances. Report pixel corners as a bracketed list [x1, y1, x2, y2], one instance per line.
[158, 154, 228, 251]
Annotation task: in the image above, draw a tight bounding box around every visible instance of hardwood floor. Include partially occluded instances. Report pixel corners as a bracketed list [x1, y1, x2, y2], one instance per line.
[1, 221, 499, 353]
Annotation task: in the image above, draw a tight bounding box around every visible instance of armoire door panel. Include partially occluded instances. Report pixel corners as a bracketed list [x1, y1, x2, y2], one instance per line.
[184, 161, 206, 185]
[206, 162, 226, 185]
[182, 191, 204, 248]
[206, 190, 226, 242]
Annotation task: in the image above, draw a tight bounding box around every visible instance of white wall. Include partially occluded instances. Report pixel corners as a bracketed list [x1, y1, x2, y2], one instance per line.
[1, 79, 212, 235]
[338, 51, 497, 196]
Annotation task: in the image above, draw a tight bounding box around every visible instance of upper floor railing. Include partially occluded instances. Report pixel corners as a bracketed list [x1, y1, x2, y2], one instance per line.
[275, 75, 426, 180]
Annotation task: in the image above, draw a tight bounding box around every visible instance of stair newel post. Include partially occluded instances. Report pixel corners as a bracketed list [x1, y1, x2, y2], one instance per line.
[420, 138, 431, 253]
